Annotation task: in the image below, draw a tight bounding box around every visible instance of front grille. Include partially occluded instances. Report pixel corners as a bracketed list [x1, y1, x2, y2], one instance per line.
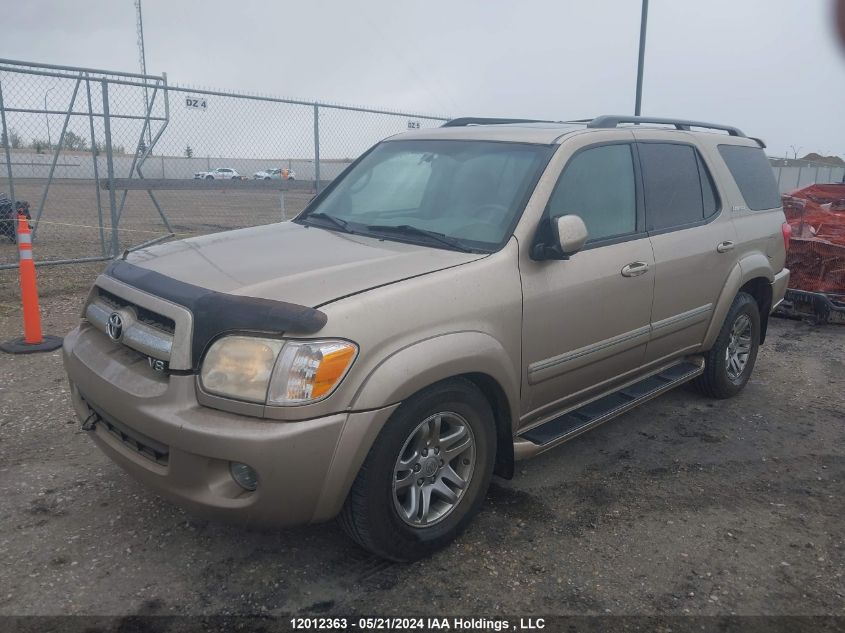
[82, 396, 169, 466]
[85, 287, 176, 363]
[97, 287, 175, 335]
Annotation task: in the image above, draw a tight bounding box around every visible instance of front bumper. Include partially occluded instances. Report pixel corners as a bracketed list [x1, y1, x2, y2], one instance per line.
[63, 324, 397, 527]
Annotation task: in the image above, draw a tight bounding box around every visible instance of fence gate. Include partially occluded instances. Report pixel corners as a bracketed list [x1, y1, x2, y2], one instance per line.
[0, 59, 169, 269]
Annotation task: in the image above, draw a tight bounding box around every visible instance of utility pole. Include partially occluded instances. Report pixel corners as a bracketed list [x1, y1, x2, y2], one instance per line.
[634, 0, 649, 116]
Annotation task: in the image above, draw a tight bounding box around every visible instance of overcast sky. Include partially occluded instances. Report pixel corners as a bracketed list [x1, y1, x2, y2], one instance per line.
[2, 0, 844, 159]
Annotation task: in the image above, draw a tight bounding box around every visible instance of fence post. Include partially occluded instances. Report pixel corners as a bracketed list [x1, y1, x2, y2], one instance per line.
[313, 103, 321, 194]
[84, 74, 107, 257]
[0, 80, 17, 211]
[101, 79, 120, 257]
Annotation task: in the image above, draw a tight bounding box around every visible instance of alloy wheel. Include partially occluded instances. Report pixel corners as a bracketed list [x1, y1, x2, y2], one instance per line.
[392, 412, 476, 527]
[725, 313, 753, 380]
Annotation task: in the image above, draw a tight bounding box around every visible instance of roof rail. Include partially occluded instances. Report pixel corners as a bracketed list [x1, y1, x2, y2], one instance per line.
[441, 117, 554, 128]
[586, 115, 746, 138]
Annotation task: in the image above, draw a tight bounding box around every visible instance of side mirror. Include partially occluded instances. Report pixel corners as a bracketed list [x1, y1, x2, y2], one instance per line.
[556, 214, 588, 256]
[532, 214, 589, 260]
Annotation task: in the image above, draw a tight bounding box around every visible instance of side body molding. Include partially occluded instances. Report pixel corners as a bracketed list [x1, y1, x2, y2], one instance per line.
[350, 331, 521, 429]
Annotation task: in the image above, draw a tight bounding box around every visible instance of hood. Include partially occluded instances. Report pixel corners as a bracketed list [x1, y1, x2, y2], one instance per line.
[125, 222, 485, 307]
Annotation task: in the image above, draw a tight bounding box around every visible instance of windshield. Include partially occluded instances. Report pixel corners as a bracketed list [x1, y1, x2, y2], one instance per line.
[298, 140, 553, 251]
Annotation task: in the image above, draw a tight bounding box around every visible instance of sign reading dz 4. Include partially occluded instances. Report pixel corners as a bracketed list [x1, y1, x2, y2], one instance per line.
[185, 96, 208, 111]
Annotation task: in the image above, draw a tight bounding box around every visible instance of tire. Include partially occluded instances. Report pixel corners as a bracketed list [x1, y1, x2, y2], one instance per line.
[339, 378, 496, 561]
[694, 291, 761, 399]
[264, 177, 271, 181]
[205, 175, 214, 181]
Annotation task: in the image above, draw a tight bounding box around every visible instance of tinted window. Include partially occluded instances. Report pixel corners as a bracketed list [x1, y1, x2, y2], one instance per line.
[547, 144, 637, 242]
[639, 143, 704, 231]
[718, 145, 780, 210]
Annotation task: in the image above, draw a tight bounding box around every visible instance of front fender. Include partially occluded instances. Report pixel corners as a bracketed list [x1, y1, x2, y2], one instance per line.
[350, 331, 520, 427]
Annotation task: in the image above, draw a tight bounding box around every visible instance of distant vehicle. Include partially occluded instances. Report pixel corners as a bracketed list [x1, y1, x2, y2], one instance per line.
[253, 168, 297, 181]
[194, 168, 242, 180]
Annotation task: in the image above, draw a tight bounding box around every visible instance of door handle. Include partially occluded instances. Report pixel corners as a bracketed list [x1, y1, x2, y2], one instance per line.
[716, 241, 735, 253]
[621, 261, 650, 277]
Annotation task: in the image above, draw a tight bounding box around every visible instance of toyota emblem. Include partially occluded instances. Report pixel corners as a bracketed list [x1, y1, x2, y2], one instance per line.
[106, 312, 124, 341]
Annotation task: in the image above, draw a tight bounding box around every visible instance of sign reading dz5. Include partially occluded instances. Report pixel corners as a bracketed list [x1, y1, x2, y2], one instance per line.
[185, 96, 208, 110]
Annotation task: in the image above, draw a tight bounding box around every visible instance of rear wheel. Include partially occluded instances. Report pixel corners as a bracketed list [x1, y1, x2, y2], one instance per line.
[339, 378, 495, 561]
[694, 291, 760, 399]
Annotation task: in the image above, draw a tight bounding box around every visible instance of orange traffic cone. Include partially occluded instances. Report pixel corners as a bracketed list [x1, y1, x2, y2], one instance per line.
[0, 213, 63, 354]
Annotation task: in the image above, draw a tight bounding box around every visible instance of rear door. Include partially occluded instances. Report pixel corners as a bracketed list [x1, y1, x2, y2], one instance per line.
[634, 132, 737, 365]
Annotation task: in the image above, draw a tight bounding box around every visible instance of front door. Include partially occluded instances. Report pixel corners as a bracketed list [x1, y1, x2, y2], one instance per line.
[520, 140, 655, 424]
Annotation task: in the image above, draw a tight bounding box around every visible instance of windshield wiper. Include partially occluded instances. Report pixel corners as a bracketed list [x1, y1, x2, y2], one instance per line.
[304, 212, 354, 234]
[366, 224, 472, 253]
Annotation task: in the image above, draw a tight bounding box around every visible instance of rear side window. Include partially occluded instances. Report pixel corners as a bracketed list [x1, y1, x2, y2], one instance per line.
[718, 145, 780, 210]
[547, 144, 637, 242]
[639, 143, 705, 231]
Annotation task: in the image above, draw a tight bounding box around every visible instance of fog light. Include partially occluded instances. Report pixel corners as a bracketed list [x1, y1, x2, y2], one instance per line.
[229, 461, 258, 491]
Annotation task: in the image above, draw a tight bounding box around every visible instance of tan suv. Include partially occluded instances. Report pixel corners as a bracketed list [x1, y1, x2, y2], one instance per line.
[63, 115, 790, 561]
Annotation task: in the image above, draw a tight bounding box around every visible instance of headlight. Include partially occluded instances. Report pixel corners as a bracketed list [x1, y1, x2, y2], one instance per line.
[199, 336, 357, 406]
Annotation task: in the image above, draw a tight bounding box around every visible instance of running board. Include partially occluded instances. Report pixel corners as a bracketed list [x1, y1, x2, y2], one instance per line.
[518, 359, 704, 448]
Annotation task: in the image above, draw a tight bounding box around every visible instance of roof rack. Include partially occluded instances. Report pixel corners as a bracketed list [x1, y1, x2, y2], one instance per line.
[441, 117, 555, 128]
[586, 115, 746, 138]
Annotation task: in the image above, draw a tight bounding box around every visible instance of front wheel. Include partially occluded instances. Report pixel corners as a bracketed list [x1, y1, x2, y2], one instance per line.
[205, 175, 214, 180]
[694, 291, 760, 399]
[339, 378, 496, 561]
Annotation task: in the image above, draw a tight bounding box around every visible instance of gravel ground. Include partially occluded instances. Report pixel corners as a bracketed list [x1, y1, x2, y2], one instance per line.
[0, 281, 843, 618]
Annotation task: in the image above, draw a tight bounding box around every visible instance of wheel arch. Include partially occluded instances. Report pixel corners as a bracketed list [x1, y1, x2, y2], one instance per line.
[349, 332, 519, 478]
[461, 372, 515, 479]
[314, 352, 518, 522]
[703, 255, 774, 349]
[738, 277, 773, 344]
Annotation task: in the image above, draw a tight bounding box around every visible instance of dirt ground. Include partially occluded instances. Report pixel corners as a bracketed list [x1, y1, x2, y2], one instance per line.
[0, 269, 843, 618]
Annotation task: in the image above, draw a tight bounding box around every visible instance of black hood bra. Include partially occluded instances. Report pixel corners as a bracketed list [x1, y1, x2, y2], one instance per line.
[106, 260, 327, 369]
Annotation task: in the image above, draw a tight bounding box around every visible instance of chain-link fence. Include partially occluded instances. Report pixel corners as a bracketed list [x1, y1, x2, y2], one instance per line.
[0, 58, 448, 269]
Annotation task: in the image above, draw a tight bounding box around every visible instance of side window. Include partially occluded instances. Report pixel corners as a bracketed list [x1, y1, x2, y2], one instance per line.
[639, 143, 704, 231]
[547, 144, 637, 242]
[717, 144, 780, 210]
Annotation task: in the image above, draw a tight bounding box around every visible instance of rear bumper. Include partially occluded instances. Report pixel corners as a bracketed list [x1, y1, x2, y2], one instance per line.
[771, 268, 790, 311]
[63, 324, 397, 527]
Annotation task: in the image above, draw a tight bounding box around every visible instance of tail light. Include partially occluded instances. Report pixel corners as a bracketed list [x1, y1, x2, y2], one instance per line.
[781, 222, 792, 251]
